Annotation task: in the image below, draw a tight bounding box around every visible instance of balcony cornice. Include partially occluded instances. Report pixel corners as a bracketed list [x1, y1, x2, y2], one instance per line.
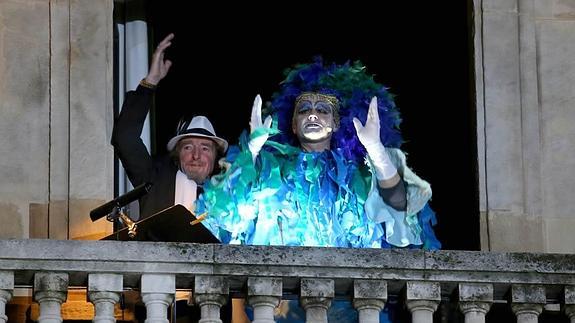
[1, 239, 574, 300]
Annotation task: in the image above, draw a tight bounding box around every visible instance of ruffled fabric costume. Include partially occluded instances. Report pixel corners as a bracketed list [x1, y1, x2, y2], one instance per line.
[196, 58, 440, 250]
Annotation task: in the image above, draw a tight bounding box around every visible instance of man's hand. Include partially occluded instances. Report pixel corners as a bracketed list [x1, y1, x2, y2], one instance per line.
[144, 33, 174, 85]
[353, 96, 398, 181]
[248, 95, 272, 162]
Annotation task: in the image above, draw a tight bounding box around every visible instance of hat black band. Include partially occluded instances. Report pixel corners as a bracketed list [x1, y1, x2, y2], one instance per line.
[179, 128, 215, 137]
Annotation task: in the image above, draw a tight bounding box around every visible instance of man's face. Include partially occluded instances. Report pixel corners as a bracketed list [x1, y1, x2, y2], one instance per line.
[177, 137, 217, 183]
[292, 93, 338, 144]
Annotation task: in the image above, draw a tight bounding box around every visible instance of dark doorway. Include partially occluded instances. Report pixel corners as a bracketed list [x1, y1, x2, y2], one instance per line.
[142, 1, 478, 250]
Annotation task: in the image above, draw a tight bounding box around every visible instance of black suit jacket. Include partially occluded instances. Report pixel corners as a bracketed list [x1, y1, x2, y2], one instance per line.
[111, 85, 178, 220]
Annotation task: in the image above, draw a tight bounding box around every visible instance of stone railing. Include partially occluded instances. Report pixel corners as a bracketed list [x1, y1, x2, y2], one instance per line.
[0, 239, 574, 323]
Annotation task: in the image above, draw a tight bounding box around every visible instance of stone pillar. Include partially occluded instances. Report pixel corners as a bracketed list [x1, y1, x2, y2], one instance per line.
[405, 281, 440, 323]
[0, 272, 14, 323]
[300, 278, 334, 323]
[67, 0, 115, 240]
[511, 284, 545, 323]
[562, 285, 575, 323]
[247, 277, 282, 323]
[33, 273, 69, 323]
[140, 274, 175, 323]
[194, 275, 229, 323]
[352, 280, 387, 323]
[458, 283, 493, 323]
[88, 273, 123, 323]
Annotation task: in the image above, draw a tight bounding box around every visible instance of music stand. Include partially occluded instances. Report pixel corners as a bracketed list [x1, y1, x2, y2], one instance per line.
[102, 205, 220, 243]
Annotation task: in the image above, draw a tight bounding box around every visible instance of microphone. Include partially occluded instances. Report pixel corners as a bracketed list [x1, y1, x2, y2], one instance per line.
[90, 182, 153, 222]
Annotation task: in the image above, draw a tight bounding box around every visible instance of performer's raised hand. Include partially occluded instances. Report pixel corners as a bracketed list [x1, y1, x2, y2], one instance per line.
[144, 33, 174, 85]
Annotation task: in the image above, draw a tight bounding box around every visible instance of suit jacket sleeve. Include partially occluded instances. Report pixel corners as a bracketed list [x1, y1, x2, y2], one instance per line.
[111, 85, 155, 187]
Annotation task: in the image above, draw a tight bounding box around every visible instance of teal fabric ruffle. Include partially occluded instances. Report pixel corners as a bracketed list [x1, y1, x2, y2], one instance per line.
[197, 132, 439, 249]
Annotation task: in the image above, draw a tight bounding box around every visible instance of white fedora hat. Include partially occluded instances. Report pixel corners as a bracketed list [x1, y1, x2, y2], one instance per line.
[167, 116, 228, 153]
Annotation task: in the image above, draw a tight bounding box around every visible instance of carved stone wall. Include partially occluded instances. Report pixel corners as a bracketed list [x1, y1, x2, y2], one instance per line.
[475, 0, 575, 253]
[0, 0, 114, 240]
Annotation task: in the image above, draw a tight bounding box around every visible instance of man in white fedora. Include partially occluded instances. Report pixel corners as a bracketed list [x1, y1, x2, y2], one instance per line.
[112, 33, 228, 220]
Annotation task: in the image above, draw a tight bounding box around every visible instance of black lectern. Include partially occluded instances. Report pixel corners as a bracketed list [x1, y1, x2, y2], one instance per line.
[102, 205, 220, 243]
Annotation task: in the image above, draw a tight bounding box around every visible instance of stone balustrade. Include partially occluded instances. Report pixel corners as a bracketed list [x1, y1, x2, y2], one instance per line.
[0, 239, 574, 322]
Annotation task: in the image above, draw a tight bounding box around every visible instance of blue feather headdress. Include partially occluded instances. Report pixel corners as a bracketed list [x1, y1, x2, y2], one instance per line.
[268, 57, 403, 163]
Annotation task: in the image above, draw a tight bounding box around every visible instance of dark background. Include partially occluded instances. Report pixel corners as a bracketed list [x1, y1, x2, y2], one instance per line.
[134, 1, 478, 250]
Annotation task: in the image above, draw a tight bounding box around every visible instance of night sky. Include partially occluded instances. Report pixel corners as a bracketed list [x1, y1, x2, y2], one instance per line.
[138, 1, 478, 250]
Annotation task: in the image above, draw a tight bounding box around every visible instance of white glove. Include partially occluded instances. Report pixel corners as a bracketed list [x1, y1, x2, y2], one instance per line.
[248, 94, 272, 163]
[352, 96, 398, 180]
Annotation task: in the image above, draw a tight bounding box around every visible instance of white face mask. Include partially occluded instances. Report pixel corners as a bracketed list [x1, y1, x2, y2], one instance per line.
[292, 93, 338, 145]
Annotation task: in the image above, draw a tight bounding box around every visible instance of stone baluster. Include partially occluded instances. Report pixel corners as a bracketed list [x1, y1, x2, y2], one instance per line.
[0, 271, 14, 323]
[352, 280, 387, 323]
[140, 274, 175, 323]
[562, 285, 575, 323]
[247, 277, 282, 323]
[88, 273, 123, 323]
[510, 284, 545, 323]
[34, 272, 69, 323]
[405, 281, 441, 323]
[194, 275, 229, 323]
[300, 278, 334, 323]
[458, 283, 493, 323]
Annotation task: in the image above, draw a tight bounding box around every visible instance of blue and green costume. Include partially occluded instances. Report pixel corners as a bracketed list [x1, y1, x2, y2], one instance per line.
[195, 58, 440, 250]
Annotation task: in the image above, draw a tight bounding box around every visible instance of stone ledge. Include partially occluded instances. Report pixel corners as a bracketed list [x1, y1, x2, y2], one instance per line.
[1, 239, 574, 301]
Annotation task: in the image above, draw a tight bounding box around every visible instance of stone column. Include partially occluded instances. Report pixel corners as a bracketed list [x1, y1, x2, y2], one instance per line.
[562, 285, 575, 323]
[88, 273, 123, 323]
[458, 283, 493, 323]
[511, 284, 545, 323]
[352, 280, 387, 323]
[140, 274, 175, 323]
[34, 273, 69, 323]
[405, 281, 440, 323]
[247, 277, 282, 323]
[194, 275, 229, 323]
[0, 272, 14, 323]
[300, 278, 334, 323]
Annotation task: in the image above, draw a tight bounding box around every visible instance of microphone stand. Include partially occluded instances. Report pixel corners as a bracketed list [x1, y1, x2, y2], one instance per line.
[107, 205, 138, 238]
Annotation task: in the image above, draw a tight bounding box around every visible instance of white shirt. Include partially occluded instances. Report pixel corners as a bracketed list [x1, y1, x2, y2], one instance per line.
[174, 170, 199, 212]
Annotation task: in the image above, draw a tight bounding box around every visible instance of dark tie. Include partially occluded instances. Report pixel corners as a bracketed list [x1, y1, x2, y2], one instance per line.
[196, 185, 204, 198]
